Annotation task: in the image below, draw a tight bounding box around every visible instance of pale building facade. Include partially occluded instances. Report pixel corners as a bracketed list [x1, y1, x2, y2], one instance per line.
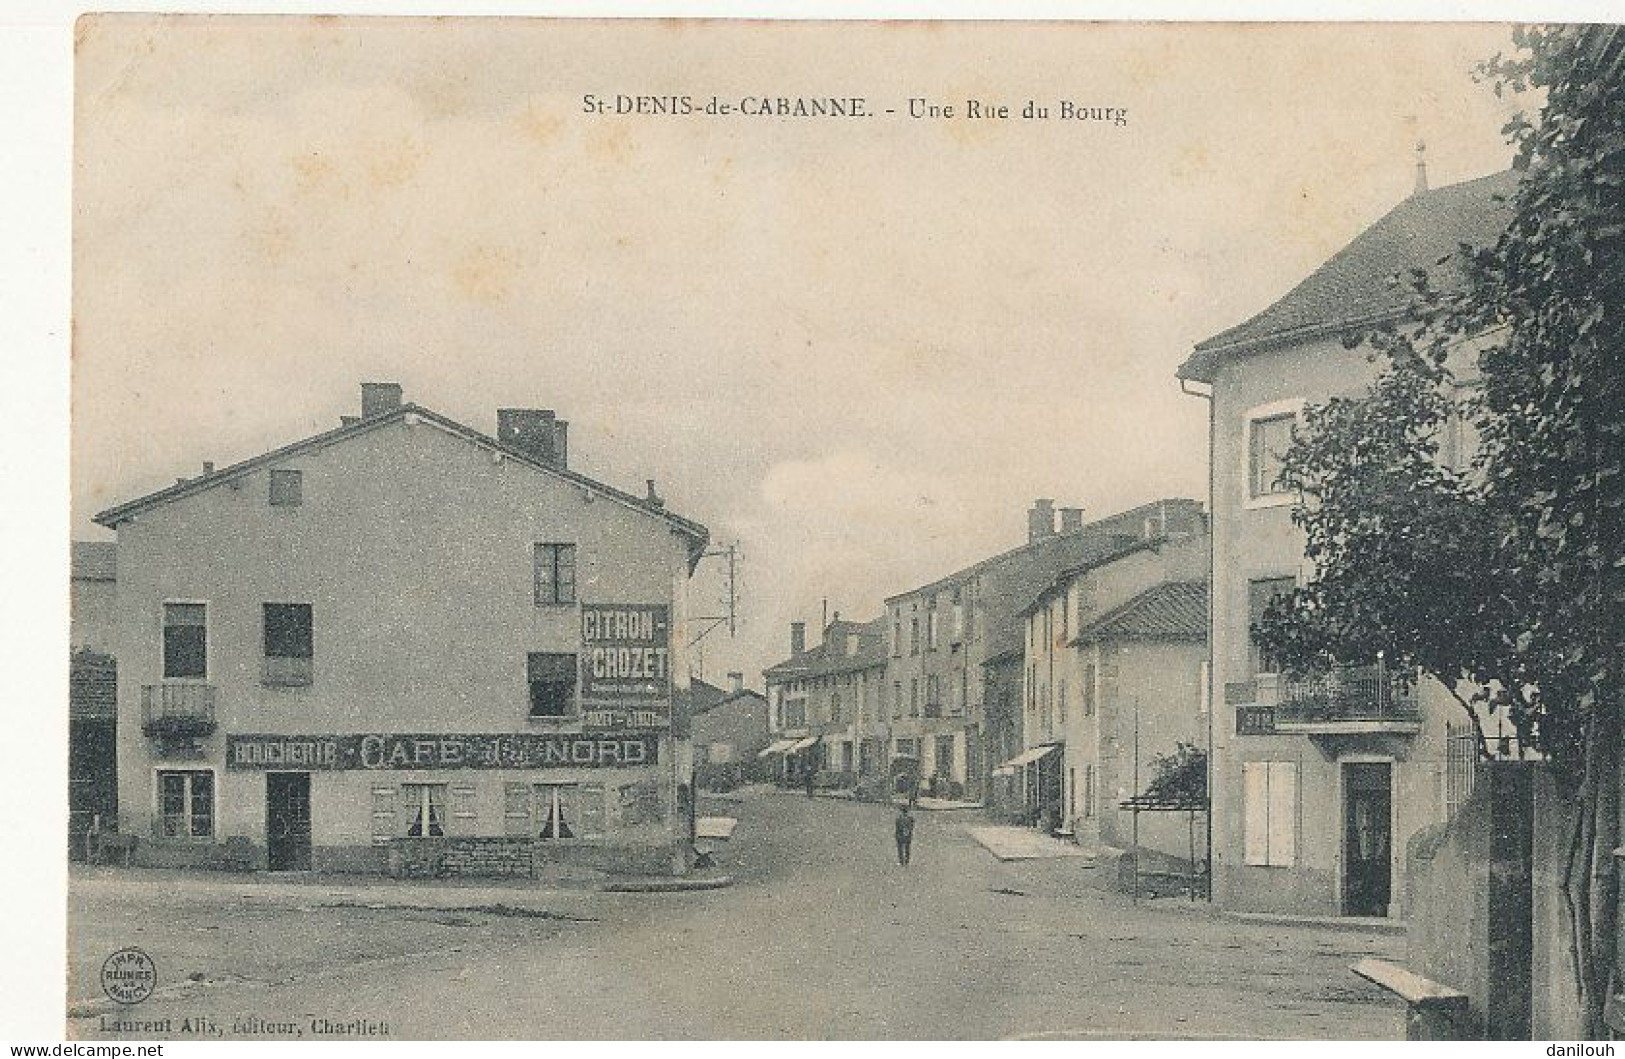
[1180, 170, 1516, 916]
[96, 384, 708, 877]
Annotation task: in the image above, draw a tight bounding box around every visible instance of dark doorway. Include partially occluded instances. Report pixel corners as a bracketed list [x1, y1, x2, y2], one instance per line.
[1342, 761, 1392, 916]
[267, 772, 312, 871]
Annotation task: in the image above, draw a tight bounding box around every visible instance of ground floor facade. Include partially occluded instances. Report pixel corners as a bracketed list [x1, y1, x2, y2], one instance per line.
[120, 731, 693, 877]
[1212, 681, 1462, 917]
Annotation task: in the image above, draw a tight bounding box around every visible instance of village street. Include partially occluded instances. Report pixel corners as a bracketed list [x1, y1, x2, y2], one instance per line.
[69, 788, 1406, 1041]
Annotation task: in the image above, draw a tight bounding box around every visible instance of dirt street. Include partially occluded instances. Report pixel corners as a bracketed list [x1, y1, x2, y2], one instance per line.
[69, 789, 1405, 1039]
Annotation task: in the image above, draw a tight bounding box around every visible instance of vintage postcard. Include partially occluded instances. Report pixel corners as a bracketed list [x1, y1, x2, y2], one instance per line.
[57, 13, 1625, 1044]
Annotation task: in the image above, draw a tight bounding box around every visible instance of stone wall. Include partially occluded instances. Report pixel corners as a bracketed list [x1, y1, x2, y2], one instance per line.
[386, 837, 535, 879]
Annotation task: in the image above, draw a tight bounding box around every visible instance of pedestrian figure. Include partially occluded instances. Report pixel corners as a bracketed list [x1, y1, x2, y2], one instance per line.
[805, 768, 816, 799]
[895, 804, 915, 866]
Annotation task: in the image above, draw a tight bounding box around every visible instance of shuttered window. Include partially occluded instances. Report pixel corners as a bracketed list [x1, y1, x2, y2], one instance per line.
[1242, 761, 1298, 867]
[504, 782, 532, 836]
[371, 786, 396, 845]
[451, 784, 478, 834]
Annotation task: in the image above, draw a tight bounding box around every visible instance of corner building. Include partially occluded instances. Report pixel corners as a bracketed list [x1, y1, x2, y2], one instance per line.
[96, 383, 708, 877]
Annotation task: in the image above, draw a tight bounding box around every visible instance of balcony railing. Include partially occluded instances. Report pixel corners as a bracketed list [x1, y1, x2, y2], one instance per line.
[1272, 663, 1420, 729]
[141, 683, 218, 737]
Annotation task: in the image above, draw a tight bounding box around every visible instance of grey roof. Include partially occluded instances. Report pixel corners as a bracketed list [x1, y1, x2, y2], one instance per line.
[1072, 580, 1208, 644]
[762, 616, 888, 681]
[686, 678, 767, 717]
[71, 541, 117, 581]
[91, 403, 710, 567]
[1179, 170, 1520, 382]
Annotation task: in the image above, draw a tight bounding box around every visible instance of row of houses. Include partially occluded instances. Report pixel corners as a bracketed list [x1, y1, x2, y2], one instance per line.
[763, 162, 1524, 921]
[70, 385, 718, 876]
[760, 497, 1212, 865]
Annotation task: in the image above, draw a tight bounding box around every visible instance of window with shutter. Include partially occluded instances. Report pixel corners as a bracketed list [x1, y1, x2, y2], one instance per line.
[503, 782, 532, 837]
[371, 786, 396, 845]
[1242, 760, 1298, 867]
[450, 784, 478, 834]
[1267, 761, 1298, 866]
[576, 784, 606, 838]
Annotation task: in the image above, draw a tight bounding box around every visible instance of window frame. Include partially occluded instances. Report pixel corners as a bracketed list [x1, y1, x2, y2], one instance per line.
[161, 599, 209, 682]
[155, 768, 215, 839]
[527, 651, 579, 720]
[262, 602, 314, 687]
[1248, 575, 1299, 678]
[403, 782, 448, 838]
[1242, 399, 1305, 509]
[533, 542, 579, 606]
[1242, 760, 1299, 867]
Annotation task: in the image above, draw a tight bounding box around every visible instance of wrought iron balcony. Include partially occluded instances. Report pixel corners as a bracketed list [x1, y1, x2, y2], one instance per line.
[1271, 663, 1421, 734]
[141, 683, 218, 737]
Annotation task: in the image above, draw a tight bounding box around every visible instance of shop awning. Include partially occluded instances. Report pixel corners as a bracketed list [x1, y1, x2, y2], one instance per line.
[992, 743, 1061, 775]
[788, 735, 821, 753]
[757, 738, 799, 758]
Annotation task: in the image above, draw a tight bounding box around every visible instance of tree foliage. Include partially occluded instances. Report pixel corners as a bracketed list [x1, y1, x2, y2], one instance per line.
[1253, 25, 1623, 1035]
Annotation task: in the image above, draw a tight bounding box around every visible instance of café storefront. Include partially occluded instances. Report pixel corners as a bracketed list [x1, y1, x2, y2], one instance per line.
[133, 603, 691, 878]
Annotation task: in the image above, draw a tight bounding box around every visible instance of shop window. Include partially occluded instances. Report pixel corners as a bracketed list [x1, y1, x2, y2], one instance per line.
[158, 770, 213, 838]
[536, 783, 604, 840]
[533, 543, 577, 605]
[1242, 761, 1298, 866]
[162, 602, 207, 679]
[527, 652, 577, 718]
[262, 603, 313, 686]
[403, 783, 446, 837]
[269, 468, 303, 507]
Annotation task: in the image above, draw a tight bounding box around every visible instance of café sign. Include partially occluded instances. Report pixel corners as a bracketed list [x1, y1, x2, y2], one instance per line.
[226, 733, 658, 770]
[581, 603, 671, 728]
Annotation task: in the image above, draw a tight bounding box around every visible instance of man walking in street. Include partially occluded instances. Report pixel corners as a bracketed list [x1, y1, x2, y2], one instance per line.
[894, 804, 915, 867]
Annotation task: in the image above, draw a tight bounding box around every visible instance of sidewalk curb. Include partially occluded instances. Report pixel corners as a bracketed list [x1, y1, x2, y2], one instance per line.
[1222, 911, 1407, 936]
[599, 874, 734, 893]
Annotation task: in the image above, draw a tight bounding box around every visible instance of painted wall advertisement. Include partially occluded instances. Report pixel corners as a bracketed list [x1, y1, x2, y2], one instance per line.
[580, 603, 672, 728]
[226, 733, 660, 770]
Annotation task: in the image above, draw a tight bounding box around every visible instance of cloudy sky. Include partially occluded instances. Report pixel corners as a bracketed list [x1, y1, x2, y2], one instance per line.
[72, 17, 1524, 682]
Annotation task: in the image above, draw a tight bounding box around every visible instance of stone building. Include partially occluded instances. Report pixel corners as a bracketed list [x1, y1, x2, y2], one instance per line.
[94, 383, 708, 877]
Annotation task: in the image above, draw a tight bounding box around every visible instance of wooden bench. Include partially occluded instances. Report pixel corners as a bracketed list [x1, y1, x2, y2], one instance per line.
[1351, 957, 1474, 1040]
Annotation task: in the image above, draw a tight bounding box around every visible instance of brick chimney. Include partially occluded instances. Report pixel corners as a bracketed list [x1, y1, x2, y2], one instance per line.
[498, 409, 569, 470]
[1028, 499, 1056, 543]
[361, 382, 403, 418]
[1059, 507, 1084, 533]
[728, 671, 744, 694]
[791, 622, 806, 657]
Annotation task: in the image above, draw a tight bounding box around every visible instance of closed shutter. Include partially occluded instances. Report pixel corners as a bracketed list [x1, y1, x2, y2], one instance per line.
[1267, 761, 1298, 866]
[503, 782, 531, 837]
[1242, 762, 1268, 866]
[371, 786, 396, 845]
[451, 784, 478, 835]
[577, 784, 606, 838]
